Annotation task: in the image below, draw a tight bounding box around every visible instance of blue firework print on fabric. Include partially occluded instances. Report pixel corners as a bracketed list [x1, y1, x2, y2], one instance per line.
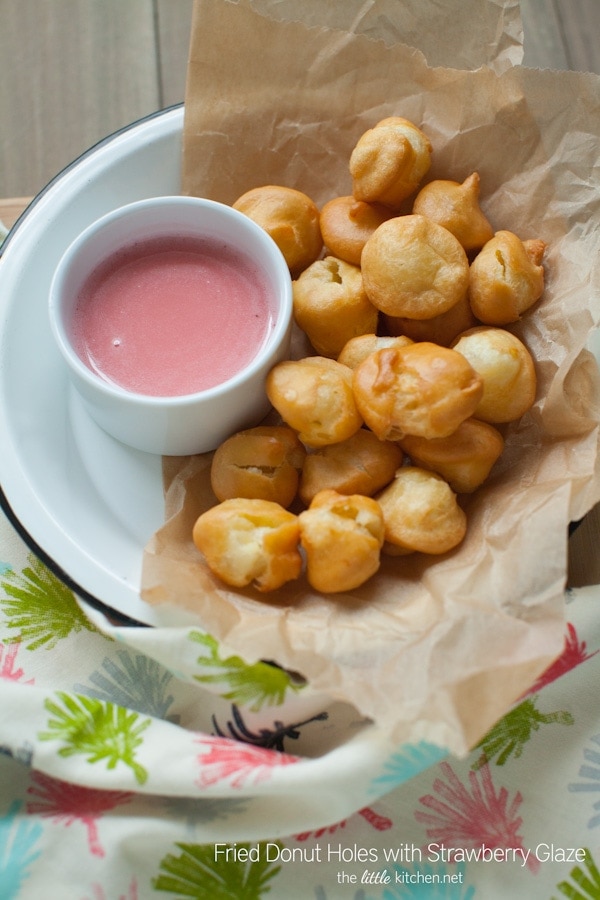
[371, 742, 448, 793]
[569, 733, 600, 828]
[0, 800, 43, 898]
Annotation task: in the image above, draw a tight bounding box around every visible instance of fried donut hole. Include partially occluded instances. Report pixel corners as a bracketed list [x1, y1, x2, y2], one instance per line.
[412, 173, 494, 252]
[232, 185, 322, 275]
[210, 426, 306, 508]
[266, 356, 363, 447]
[376, 467, 467, 556]
[383, 293, 477, 348]
[292, 257, 378, 358]
[298, 489, 385, 592]
[361, 215, 470, 319]
[349, 117, 432, 210]
[452, 326, 537, 423]
[399, 418, 504, 494]
[337, 333, 413, 370]
[319, 195, 394, 266]
[352, 342, 483, 441]
[299, 428, 404, 506]
[192, 498, 302, 592]
[468, 230, 546, 325]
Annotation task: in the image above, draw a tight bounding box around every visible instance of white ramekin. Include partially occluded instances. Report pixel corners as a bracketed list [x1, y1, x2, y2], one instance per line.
[48, 195, 293, 455]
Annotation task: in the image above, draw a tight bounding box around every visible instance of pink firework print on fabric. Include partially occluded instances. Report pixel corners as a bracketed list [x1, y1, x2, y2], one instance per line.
[81, 878, 138, 900]
[358, 806, 394, 832]
[195, 735, 300, 788]
[296, 806, 393, 841]
[523, 622, 598, 697]
[0, 641, 34, 683]
[26, 771, 133, 857]
[416, 760, 540, 873]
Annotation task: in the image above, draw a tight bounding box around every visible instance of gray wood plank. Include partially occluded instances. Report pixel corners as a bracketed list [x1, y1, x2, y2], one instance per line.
[0, 0, 159, 197]
[521, 0, 600, 73]
[521, 0, 569, 69]
[555, 0, 600, 74]
[155, 0, 195, 107]
[569, 504, 600, 587]
[2, 0, 600, 201]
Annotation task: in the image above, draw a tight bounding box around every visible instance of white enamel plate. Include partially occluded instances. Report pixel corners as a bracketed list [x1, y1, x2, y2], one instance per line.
[0, 107, 190, 625]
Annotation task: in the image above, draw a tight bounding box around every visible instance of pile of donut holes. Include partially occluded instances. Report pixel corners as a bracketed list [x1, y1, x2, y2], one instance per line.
[193, 116, 545, 596]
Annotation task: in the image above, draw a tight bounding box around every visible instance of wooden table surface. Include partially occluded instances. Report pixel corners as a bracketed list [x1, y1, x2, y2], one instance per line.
[1, 0, 599, 587]
[1, 0, 600, 200]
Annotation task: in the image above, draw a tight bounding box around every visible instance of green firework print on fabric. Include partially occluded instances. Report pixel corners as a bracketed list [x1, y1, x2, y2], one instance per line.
[551, 849, 600, 900]
[472, 695, 574, 769]
[153, 841, 282, 898]
[189, 631, 304, 710]
[39, 692, 151, 784]
[0, 554, 96, 650]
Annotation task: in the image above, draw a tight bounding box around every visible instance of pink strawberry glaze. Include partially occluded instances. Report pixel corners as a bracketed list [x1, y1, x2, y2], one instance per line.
[69, 235, 274, 397]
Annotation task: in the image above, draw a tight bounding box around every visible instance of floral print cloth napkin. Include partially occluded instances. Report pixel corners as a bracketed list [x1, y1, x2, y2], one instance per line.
[1, 501, 599, 899]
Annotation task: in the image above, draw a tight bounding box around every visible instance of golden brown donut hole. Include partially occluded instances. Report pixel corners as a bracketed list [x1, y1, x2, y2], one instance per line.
[232, 184, 323, 275]
[319, 195, 395, 265]
[468, 230, 546, 325]
[352, 342, 483, 441]
[383, 293, 477, 347]
[292, 256, 378, 358]
[349, 117, 432, 210]
[192, 498, 302, 592]
[452, 326, 537, 423]
[361, 214, 470, 320]
[299, 428, 403, 506]
[298, 489, 384, 592]
[266, 356, 363, 447]
[337, 333, 413, 370]
[376, 467, 467, 555]
[412, 173, 494, 252]
[399, 418, 504, 494]
[210, 425, 306, 508]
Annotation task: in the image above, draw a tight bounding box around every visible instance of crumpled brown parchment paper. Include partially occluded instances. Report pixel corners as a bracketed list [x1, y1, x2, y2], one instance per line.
[141, 0, 600, 753]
